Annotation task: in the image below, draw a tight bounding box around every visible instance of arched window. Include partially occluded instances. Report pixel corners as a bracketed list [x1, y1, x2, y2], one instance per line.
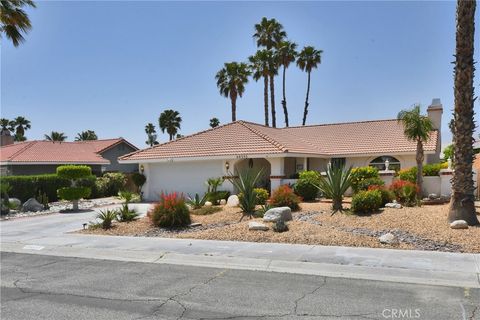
[369, 156, 401, 171]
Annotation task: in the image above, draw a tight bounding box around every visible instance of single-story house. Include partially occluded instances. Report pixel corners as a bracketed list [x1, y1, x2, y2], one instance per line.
[0, 138, 138, 176]
[119, 100, 443, 201]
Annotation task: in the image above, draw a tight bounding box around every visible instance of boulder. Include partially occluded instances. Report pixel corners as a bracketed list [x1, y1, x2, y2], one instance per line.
[450, 220, 468, 230]
[226, 195, 239, 207]
[379, 233, 397, 244]
[9, 198, 21, 208]
[21, 198, 44, 212]
[248, 221, 269, 231]
[189, 222, 202, 228]
[1, 203, 9, 215]
[204, 201, 213, 207]
[219, 199, 227, 206]
[428, 193, 439, 200]
[263, 207, 292, 222]
[385, 203, 402, 209]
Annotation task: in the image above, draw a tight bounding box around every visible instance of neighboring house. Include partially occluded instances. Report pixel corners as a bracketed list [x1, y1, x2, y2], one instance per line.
[119, 100, 443, 200]
[0, 138, 138, 176]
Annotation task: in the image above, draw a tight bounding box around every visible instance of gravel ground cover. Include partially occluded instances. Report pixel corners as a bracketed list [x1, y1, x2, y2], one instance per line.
[79, 201, 480, 253]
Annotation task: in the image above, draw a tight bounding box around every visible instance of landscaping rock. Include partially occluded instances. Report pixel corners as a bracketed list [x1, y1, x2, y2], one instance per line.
[1, 203, 9, 215]
[248, 221, 269, 231]
[226, 195, 239, 207]
[428, 193, 439, 200]
[450, 220, 468, 229]
[385, 202, 402, 209]
[189, 222, 202, 228]
[379, 232, 397, 244]
[9, 198, 21, 208]
[204, 201, 213, 207]
[263, 207, 292, 222]
[219, 199, 227, 206]
[21, 198, 44, 212]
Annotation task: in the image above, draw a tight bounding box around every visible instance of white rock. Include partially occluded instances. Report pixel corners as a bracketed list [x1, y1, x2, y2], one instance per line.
[9, 198, 21, 207]
[385, 202, 402, 209]
[248, 221, 269, 231]
[189, 222, 202, 227]
[219, 199, 227, 206]
[379, 233, 396, 244]
[263, 207, 292, 222]
[226, 195, 239, 207]
[450, 220, 468, 229]
[428, 193, 439, 200]
[204, 201, 213, 207]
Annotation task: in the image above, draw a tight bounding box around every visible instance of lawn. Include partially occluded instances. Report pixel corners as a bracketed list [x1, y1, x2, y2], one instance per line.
[79, 201, 480, 253]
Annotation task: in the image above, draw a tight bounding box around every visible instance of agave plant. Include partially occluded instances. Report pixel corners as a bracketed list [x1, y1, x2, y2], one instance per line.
[316, 165, 353, 215]
[96, 209, 117, 229]
[228, 168, 264, 221]
[186, 193, 207, 209]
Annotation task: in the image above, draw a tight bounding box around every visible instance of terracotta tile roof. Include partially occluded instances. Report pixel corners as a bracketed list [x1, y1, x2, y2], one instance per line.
[120, 119, 439, 162]
[0, 138, 137, 164]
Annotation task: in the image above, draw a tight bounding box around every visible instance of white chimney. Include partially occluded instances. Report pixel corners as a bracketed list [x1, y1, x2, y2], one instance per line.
[426, 98, 443, 163]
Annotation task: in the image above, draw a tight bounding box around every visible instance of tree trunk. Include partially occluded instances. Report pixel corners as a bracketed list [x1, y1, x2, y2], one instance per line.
[231, 93, 237, 122]
[72, 199, 79, 211]
[416, 139, 424, 198]
[281, 65, 289, 127]
[302, 71, 311, 126]
[269, 74, 276, 128]
[263, 76, 269, 126]
[448, 0, 479, 225]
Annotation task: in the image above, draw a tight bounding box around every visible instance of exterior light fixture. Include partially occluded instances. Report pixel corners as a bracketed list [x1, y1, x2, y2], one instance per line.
[83, 223, 87, 230]
[225, 161, 230, 171]
[140, 164, 145, 174]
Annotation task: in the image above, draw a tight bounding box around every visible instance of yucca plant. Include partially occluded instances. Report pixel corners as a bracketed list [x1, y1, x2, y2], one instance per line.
[228, 168, 264, 221]
[186, 193, 207, 209]
[316, 165, 353, 215]
[97, 209, 117, 229]
[205, 177, 224, 193]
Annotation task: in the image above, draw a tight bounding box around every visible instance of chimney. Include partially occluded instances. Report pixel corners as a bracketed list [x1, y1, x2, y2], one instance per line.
[0, 129, 14, 146]
[426, 98, 443, 163]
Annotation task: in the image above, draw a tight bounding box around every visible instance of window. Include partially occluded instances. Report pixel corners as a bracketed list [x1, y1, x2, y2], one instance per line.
[369, 156, 401, 171]
[331, 158, 346, 169]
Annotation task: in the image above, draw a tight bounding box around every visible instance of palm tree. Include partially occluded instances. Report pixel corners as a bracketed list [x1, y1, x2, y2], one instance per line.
[44, 131, 67, 142]
[209, 118, 220, 128]
[448, 0, 479, 226]
[249, 50, 272, 126]
[0, 118, 10, 134]
[276, 41, 297, 127]
[215, 62, 250, 122]
[11, 116, 31, 141]
[297, 46, 323, 126]
[75, 130, 97, 141]
[159, 110, 182, 141]
[397, 105, 434, 199]
[0, 0, 36, 47]
[144, 123, 158, 146]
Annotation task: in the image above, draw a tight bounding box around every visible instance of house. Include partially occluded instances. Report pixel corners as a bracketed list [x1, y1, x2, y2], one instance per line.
[0, 138, 138, 176]
[119, 100, 443, 200]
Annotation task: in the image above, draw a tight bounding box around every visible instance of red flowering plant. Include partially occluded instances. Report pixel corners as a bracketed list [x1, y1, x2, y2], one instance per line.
[367, 185, 394, 207]
[270, 185, 302, 211]
[389, 180, 419, 207]
[149, 192, 191, 228]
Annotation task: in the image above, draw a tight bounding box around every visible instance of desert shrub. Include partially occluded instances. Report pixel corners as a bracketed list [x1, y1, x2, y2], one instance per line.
[118, 191, 140, 203]
[270, 185, 301, 211]
[255, 203, 274, 218]
[96, 209, 117, 229]
[131, 172, 146, 193]
[390, 180, 419, 206]
[350, 167, 379, 193]
[351, 190, 382, 214]
[423, 162, 448, 176]
[57, 187, 91, 201]
[191, 206, 222, 215]
[272, 220, 289, 233]
[397, 167, 417, 183]
[99, 172, 127, 197]
[206, 190, 230, 204]
[149, 192, 191, 228]
[187, 193, 207, 209]
[229, 169, 264, 218]
[1, 174, 70, 202]
[293, 170, 321, 201]
[253, 188, 269, 205]
[316, 165, 353, 213]
[368, 185, 394, 207]
[116, 205, 138, 222]
[355, 177, 384, 192]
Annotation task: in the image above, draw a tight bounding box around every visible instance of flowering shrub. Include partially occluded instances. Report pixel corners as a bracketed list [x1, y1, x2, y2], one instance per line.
[368, 185, 394, 207]
[253, 188, 269, 205]
[397, 168, 417, 183]
[149, 192, 191, 228]
[389, 180, 419, 206]
[270, 185, 301, 211]
[350, 167, 380, 193]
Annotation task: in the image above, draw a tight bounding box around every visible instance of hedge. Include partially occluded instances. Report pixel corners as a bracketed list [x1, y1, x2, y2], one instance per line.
[57, 165, 92, 180]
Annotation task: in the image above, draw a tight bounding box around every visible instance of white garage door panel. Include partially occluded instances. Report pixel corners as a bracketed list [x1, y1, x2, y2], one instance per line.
[146, 160, 225, 200]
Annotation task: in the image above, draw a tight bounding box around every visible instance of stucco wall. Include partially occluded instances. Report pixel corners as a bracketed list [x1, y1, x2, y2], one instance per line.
[101, 143, 138, 173]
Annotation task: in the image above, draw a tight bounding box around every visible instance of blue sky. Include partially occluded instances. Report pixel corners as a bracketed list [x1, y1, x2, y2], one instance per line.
[2, 1, 479, 149]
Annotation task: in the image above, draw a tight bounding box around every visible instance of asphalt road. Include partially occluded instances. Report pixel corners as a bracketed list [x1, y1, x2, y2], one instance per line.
[1, 252, 479, 320]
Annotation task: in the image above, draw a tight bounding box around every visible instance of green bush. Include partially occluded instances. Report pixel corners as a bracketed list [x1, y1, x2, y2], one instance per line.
[351, 190, 382, 214]
[149, 192, 191, 228]
[253, 188, 269, 205]
[423, 162, 448, 176]
[1, 174, 70, 202]
[56, 165, 92, 180]
[355, 177, 384, 192]
[397, 167, 417, 183]
[57, 187, 91, 201]
[270, 185, 301, 211]
[390, 180, 419, 207]
[131, 172, 146, 192]
[350, 167, 379, 193]
[368, 185, 394, 207]
[294, 170, 320, 201]
[206, 190, 231, 204]
[97, 173, 127, 197]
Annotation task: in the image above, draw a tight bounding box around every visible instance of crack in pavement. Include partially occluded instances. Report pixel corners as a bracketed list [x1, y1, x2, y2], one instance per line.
[293, 276, 327, 316]
[470, 306, 478, 320]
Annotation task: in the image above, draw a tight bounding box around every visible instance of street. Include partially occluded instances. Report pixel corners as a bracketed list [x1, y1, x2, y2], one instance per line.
[1, 252, 478, 320]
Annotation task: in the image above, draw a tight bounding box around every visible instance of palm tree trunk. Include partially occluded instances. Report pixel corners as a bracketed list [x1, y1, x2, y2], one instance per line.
[270, 74, 276, 128]
[231, 94, 237, 122]
[302, 71, 311, 126]
[416, 139, 424, 198]
[263, 76, 269, 126]
[448, 0, 479, 225]
[281, 65, 289, 127]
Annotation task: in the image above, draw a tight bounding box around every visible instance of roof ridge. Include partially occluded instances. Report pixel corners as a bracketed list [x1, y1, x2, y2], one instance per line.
[283, 118, 398, 129]
[7, 141, 37, 161]
[238, 121, 288, 152]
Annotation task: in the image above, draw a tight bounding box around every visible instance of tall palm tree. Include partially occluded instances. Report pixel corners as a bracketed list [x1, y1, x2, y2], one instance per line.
[397, 105, 434, 199]
[0, 0, 36, 47]
[159, 110, 182, 141]
[215, 62, 250, 122]
[209, 118, 220, 128]
[448, 0, 479, 225]
[11, 116, 31, 141]
[144, 123, 158, 146]
[75, 130, 97, 141]
[0, 118, 10, 134]
[276, 41, 297, 127]
[297, 46, 323, 126]
[44, 131, 67, 142]
[249, 50, 272, 126]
